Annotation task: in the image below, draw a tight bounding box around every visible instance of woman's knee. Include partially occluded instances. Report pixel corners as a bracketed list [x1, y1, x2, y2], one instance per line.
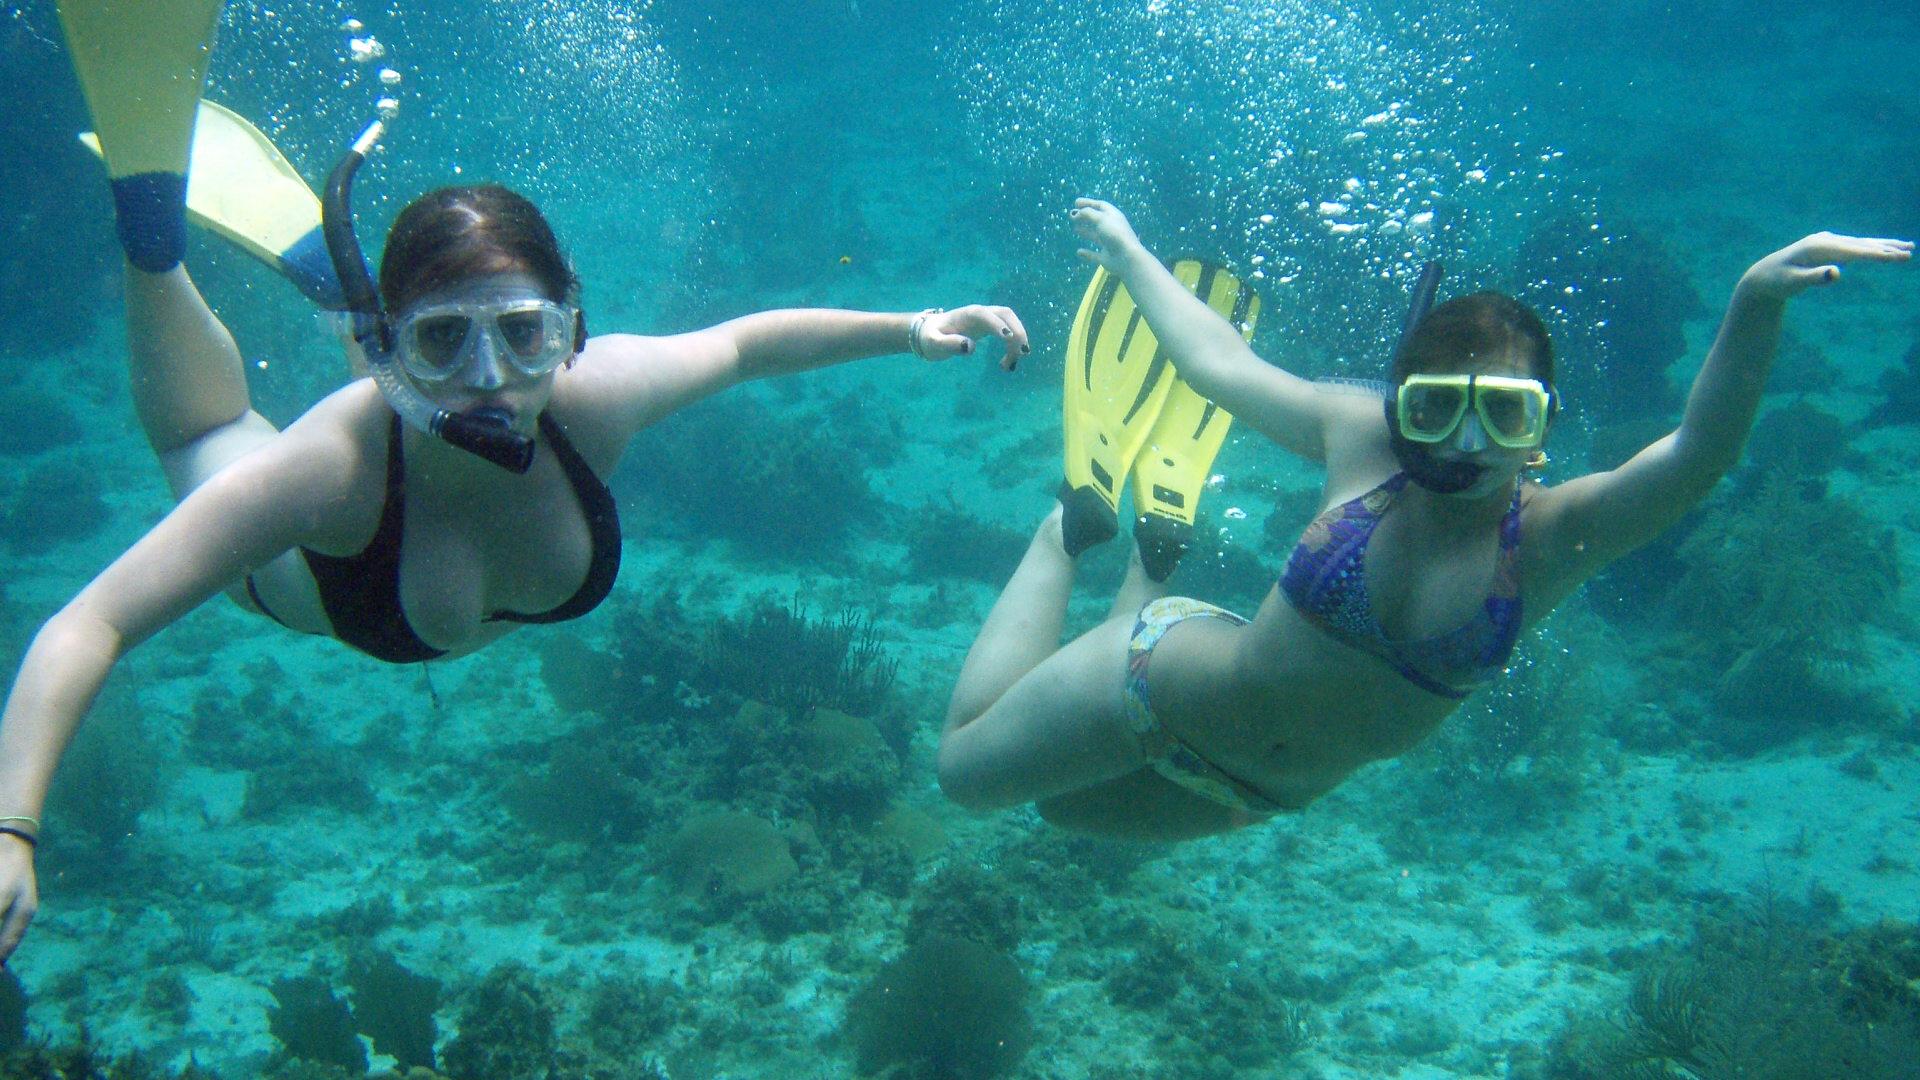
[157, 410, 277, 497]
[935, 740, 995, 812]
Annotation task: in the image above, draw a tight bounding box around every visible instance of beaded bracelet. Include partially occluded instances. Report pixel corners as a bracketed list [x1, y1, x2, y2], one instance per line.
[0, 826, 36, 849]
[907, 308, 944, 360]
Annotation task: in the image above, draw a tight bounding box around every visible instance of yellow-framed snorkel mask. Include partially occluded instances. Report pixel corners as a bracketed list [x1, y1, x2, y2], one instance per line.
[1394, 373, 1554, 449]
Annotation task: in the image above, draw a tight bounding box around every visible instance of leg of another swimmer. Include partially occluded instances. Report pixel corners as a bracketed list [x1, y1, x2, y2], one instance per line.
[1104, 541, 1169, 623]
[944, 503, 1079, 734]
[125, 264, 254, 459]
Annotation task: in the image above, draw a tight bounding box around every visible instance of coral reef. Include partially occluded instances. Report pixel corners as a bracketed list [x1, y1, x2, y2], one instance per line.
[1740, 399, 1851, 487]
[1867, 337, 1920, 428]
[441, 964, 556, 1080]
[612, 393, 887, 557]
[243, 745, 376, 820]
[0, 970, 22, 1054]
[699, 597, 899, 718]
[504, 737, 657, 844]
[578, 972, 681, 1066]
[1, 457, 109, 551]
[268, 975, 368, 1074]
[41, 683, 161, 863]
[348, 951, 441, 1072]
[0, 392, 84, 459]
[660, 811, 799, 900]
[844, 933, 1033, 1080]
[1540, 892, 1920, 1079]
[904, 862, 1026, 953]
[1661, 472, 1902, 752]
[901, 502, 1033, 585]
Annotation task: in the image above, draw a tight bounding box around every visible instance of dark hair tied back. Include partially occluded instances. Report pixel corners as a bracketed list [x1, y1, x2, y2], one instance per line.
[1392, 291, 1554, 388]
[378, 184, 579, 313]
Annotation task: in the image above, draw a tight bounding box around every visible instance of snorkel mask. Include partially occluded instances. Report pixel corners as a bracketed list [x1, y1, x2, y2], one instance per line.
[1382, 263, 1555, 494]
[321, 120, 540, 474]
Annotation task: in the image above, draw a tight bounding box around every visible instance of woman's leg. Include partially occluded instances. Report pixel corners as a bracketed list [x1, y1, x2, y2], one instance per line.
[124, 264, 280, 497]
[124, 263, 323, 623]
[1104, 537, 1170, 622]
[936, 615, 1145, 810]
[944, 503, 1080, 734]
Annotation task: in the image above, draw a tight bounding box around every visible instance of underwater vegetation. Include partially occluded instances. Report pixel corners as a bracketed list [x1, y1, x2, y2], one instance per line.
[613, 393, 893, 558]
[0, 392, 84, 460]
[1868, 337, 1920, 428]
[267, 952, 440, 1074]
[1514, 212, 1705, 427]
[1656, 470, 1902, 753]
[1738, 398, 1852, 485]
[39, 683, 160, 874]
[700, 597, 900, 719]
[0, 972, 22, 1055]
[1, 457, 109, 552]
[1100, 919, 1313, 1076]
[439, 965, 553, 1080]
[1537, 889, 1920, 1079]
[901, 502, 1032, 585]
[843, 932, 1032, 1080]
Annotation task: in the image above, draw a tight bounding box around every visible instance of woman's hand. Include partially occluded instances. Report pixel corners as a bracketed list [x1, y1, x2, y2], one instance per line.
[1069, 198, 1147, 271]
[915, 305, 1031, 371]
[1740, 232, 1912, 302]
[0, 837, 36, 963]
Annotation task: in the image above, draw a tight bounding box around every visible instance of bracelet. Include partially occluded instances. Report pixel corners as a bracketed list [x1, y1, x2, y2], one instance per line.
[907, 308, 944, 360]
[0, 816, 39, 831]
[0, 826, 35, 849]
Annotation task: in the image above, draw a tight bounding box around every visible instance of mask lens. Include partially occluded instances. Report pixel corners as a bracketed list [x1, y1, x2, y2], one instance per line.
[491, 305, 574, 375]
[406, 313, 474, 377]
[1479, 390, 1532, 442]
[1473, 380, 1547, 446]
[496, 308, 553, 359]
[1401, 382, 1468, 441]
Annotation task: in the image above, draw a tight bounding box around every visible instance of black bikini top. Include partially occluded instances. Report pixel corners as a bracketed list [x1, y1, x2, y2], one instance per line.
[292, 412, 622, 663]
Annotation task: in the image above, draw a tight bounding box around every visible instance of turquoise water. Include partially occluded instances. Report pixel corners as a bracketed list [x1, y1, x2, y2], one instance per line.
[2, 0, 1919, 1076]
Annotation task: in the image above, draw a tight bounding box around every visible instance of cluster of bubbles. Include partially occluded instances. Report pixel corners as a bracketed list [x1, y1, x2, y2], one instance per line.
[339, 16, 401, 119]
[210, 0, 712, 318]
[947, 0, 1577, 369]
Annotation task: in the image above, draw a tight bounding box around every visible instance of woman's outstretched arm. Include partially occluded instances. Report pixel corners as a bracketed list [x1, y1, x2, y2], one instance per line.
[0, 434, 347, 961]
[577, 304, 1027, 440]
[1526, 232, 1912, 602]
[1068, 198, 1338, 460]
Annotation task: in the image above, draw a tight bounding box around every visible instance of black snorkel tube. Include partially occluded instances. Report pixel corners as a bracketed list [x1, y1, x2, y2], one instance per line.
[322, 119, 538, 475]
[1383, 260, 1487, 494]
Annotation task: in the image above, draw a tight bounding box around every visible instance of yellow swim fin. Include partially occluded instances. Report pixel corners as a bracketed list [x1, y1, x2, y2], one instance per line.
[81, 101, 346, 308]
[58, 0, 225, 272]
[1130, 263, 1262, 581]
[1059, 261, 1204, 554]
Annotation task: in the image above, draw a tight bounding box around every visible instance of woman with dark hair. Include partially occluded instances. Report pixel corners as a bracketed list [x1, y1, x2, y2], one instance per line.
[0, 33, 1026, 958]
[937, 198, 1908, 841]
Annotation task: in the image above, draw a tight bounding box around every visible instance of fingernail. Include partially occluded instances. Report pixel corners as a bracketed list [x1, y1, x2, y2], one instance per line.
[1000, 327, 1013, 336]
[960, 341, 972, 354]
[1020, 344, 1031, 354]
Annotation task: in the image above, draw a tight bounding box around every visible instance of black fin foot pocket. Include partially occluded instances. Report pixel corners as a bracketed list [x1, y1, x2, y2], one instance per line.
[1133, 514, 1193, 583]
[1058, 479, 1119, 557]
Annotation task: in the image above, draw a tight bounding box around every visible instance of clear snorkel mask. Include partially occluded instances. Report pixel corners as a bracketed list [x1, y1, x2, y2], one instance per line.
[321, 119, 541, 474]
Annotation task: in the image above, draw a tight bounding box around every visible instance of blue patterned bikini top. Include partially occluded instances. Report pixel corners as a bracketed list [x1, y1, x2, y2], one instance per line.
[1279, 473, 1523, 699]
